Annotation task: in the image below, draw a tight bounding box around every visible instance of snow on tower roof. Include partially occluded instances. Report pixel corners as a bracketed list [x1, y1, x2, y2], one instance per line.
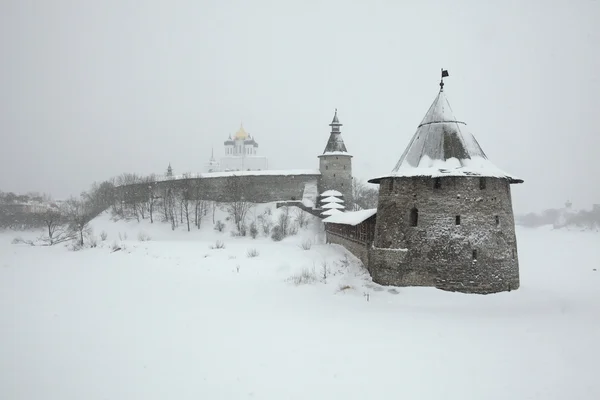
[322, 202, 345, 209]
[321, 196, 344, 203]
[369, 84, 523, 184]
[320, 190, 343, 197]
[321, 208, 343, 216]
[323, 208, 377, 226]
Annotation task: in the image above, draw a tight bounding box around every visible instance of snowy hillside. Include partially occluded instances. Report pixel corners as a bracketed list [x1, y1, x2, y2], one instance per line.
[1, 204, 599, 400]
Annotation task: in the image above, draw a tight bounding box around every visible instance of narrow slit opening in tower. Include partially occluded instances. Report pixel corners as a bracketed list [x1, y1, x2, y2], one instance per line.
[479, 177, 487, 190]
[434, 178, 441, 189]
[495, 215, 500, 226]
[410, 208, 418, 227]
[472, 249, 478, 260]
[455, 215, 461, 225]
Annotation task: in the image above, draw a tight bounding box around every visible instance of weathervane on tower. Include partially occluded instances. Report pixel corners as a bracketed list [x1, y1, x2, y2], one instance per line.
[440, 68, 449, 90]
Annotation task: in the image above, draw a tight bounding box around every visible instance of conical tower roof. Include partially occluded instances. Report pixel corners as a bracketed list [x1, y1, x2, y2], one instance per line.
[369, 83, 522, 184]
[321, 109, 351, 155]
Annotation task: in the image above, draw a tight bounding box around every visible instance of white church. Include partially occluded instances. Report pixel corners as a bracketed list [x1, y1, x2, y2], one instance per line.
[204, 125, 268, 173]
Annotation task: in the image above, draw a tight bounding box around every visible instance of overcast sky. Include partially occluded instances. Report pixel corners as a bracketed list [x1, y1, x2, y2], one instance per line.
[1, 0, 598, 213]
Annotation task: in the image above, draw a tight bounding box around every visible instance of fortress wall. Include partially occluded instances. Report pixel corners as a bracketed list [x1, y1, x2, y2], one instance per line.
[121, 173, 321, 204]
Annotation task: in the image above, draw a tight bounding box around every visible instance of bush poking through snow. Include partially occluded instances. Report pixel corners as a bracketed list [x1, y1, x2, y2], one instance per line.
[299, 239, 312, 250]
[337, 284, 353, 292]
[271, 225, 284, 242]
[137, 232, 151, 242]
[247, 248, 259, 258]
[12, 237, 34, 246]
[214, 220, 225, 232]
[239, 224, 247, 237]
[288, 268, 317, 285]
[111, 241, 122, 252]
[257, 210, 273, 236]
[249, 222, 258, 239]
[88, 235, 98, 248]
[100, 231, 108, 241]
[320, 261, 330, 283]
[210, 240, 226, 250]
[118, 232, 128, 241]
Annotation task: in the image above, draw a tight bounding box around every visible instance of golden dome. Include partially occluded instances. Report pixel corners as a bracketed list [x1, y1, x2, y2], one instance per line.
[234, 124, 248, 140]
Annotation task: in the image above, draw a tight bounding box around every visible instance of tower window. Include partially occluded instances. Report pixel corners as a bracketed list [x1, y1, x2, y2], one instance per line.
[495, 215, 500, 226]
[512, 248, 515, 259]
[326, 166, 328, 170]
[434, 178, 441, 189]
[479, 178, 487, 190]
[333, 173, 336, 177]
[455, 215, 461, 225]
[409, 208, 418, 227]
[472, 249, 478, 260]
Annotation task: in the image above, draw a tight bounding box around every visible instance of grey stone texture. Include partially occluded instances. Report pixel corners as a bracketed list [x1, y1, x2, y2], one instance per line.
[119, 174, 321, 204]
[318, 154, 353, 205]
[371, 175, 520, 294]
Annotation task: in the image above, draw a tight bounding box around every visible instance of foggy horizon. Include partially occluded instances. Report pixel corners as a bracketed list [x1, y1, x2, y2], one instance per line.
[1, 0, 599, 213]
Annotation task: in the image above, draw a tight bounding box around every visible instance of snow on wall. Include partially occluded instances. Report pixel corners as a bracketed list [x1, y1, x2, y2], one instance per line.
[323, 209, 377, 226]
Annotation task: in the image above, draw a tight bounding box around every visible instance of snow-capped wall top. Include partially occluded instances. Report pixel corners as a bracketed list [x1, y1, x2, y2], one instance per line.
[323, 208, 377, 226]
[369, 88, 522, 184]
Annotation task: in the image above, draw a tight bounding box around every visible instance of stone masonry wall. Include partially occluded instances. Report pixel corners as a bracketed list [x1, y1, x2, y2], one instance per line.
[319, 155, 353, 204]
[119, 174, 321, 204]
[325, 231, 369, 267]
[371, 175, 520, 294]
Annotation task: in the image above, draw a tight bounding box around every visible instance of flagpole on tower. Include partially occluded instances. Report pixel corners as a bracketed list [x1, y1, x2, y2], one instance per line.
[440, 68, 449, 90]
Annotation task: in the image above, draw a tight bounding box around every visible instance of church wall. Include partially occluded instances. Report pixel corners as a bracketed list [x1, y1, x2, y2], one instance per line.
[371, 176, 520, 294]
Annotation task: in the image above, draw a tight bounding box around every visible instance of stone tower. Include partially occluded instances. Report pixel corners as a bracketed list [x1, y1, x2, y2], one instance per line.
[368, 76, 523, 294]
[318, 109, 353, 206]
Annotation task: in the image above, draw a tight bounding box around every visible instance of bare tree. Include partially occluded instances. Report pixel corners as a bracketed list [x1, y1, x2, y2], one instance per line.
[40, 209, 73, 245]
[223, 175, 253, 231]
[352, 178, 379, 210]
[63, 196, 93, 246]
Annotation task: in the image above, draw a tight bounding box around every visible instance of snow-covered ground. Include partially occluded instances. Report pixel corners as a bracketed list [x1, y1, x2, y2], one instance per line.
[1, 204, 599, 400]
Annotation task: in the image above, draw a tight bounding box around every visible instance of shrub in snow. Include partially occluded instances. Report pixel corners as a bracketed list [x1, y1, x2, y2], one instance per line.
[68, 240, 83, 252]
[111, 241, 122, 252]
[300, 239, 312, 250]
[100, 231, 108, 241]
[294, 209, 310, 229]
[249, 222, 258, 239]
[239, 224, 247, 237]
[137, 232, 151, 242]
[320, 261, 330, 283]
[337, 284, 353, 292]
[214, 220, 225, 232]
[288, 222, 299, 236]
[118, 232, 128, 241]
[257, 213, 273, 236]
[271, 225, 284, 242]
[288, 268, 317, 285]
[210, 240, 225, 250]
[278, 207, 291, 236]
[88, 235, 98, 248]
[247, 248, 259, 258]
